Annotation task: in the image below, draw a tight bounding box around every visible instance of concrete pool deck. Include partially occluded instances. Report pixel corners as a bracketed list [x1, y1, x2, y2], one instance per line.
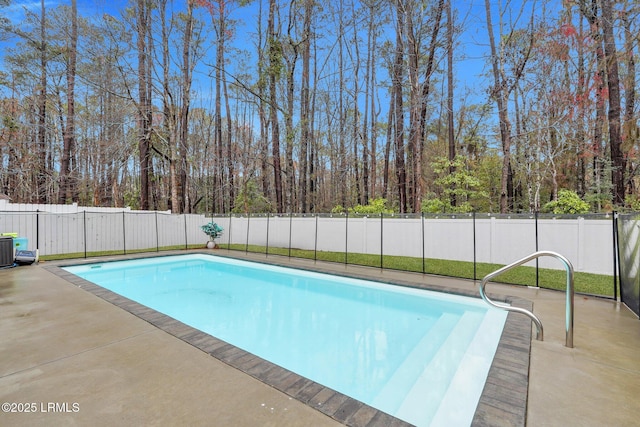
[1, 250, 639, 426]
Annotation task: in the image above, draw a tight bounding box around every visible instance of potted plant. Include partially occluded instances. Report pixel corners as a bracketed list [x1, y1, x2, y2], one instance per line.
[201, 221, 224, 249]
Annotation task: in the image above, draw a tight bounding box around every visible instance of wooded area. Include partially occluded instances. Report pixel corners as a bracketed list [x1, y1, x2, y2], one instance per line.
[0, 0, 638, 214]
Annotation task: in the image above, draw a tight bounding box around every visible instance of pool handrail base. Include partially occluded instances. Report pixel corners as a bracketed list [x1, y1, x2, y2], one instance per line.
[479, 250, 575, 348]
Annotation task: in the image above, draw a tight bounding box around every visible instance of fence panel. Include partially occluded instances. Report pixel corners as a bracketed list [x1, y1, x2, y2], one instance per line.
[265, 215, 290, 249]
[483, 215, 537, 266]
[537, 218, 581, 270]
[537, 216, 613, 275]
[156, 212, 186, 249]
[227, 215, 249, 248]
[290, 215, 317, 252]
[40, 212, 84, 255]
[85, 212, 125, 254]
[345, 216, 367, 255]
[618, 214, 640, 316]
[123, 212, 157, 251]
[380, 215, 419, 258]
[362, 215, 383, 258]
[247, 215, 269, 251]
[424, 215, 475, 262]
[316, 215, 347, 254]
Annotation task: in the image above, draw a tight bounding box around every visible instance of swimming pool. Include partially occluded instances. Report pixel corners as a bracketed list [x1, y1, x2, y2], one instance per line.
[63, 254, 508, 426]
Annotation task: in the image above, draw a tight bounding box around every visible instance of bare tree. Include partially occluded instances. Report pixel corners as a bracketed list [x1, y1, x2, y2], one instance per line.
[446, 0, 454, 207]
[137, 0, 152, 210]
[268, 0, 284, 212]
[180, 0, 195, 212]
[622, 6, 637, 195]
[36, 0, 48, 203]
[601, 0, 624, 205]
[392, 0, 407, 213]
[484, 0, 534, 213]
[299, 0, 313, 212]
[58, 0, 77, 204]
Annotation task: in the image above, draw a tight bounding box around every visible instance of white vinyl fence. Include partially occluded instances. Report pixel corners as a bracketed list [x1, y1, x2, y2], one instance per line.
[214, 213, 614, 275]
[0, 210, 208, 256]
[0, 200, 616, 277]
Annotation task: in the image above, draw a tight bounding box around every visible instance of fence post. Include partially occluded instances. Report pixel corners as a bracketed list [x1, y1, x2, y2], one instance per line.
[288, 212, 293, 258]
[183, 214, 188, 250]
[123, 211, 127, 255]
[266, 213, 270, 256]
[228, 212, 232, 248]
[245, 213, 250, 253]
[314, 214, 318, 261]
[473, 212, 476, 281]
[154, 212, 158, 251]
[345, 211, 348, 265]
[535, 211, 539, 287]
[36, 209, 40, 252]
[83, 210, 87, 258]
[421, 212, 425, 274]
[613, 211, 619, 301]
[381, 213, 384, 269]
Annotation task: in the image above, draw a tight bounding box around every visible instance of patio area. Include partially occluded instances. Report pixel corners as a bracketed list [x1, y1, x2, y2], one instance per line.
[1, 249, 639, 426]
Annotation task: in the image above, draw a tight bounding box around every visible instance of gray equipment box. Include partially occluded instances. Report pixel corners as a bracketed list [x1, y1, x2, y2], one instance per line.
[15, 250, 37, 265]
[0, 236, 13, 267]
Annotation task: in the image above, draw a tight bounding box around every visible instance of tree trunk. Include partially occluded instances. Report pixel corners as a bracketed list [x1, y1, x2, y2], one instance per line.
[284, 29, 297, 212]
[268, 0, 284, 212]
[352, 10, 361, 206]
[580, 0, 606, 206]
[37, 0, 47, 204]
[338, 0, 347, 209]
[418, 0, 444, 207]
[213, 4, 225, 213]
[393, 0, 407, 213]
[159, 0, 177, 212]
[405, 4, 419, 212]
[446, 0, 455, 207]
[622, 9, 636, 196]
[223, 71, 235, 212]
[179, 0, 194, 213]
[136, 0, 151, 210]
[59, 0, 77, 204]
[484, 0, 513, 213]
[256, 0, 270, 202]
[382, 100, 393, 200]
[299, 0, 312, 212]
[601, 0, 624, 205]
[576, 13, 587, 197]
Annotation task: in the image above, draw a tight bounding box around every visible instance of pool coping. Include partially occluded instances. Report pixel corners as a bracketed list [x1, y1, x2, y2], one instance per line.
[44, 252, 531, 427]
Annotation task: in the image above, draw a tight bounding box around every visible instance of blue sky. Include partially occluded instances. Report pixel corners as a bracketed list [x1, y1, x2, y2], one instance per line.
[2, 0, 497, 87]
[1, 0, 552, 134]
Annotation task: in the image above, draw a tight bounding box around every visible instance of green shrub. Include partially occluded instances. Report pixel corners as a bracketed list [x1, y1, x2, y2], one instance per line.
[351, 198, 394, 215]
[542, 189, 589, 214]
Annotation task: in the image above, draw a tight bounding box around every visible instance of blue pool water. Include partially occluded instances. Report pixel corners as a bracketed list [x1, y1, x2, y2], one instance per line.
[64, 254, 507, 426]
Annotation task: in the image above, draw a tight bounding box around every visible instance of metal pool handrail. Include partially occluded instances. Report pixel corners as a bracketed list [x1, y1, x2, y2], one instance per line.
[479, 250, 575, 348]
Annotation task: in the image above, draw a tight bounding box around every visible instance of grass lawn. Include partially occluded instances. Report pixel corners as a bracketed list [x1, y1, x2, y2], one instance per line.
[220, 244, 615, 297]
[40, 243, 614, 297]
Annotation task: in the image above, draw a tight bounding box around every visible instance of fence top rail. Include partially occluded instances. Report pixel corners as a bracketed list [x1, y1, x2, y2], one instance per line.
[206, 212, 616, 220]
[2, 209, 617, 221]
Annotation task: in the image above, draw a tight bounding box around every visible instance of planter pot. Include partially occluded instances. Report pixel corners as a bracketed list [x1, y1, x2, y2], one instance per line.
[206, 241, 217, 249]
